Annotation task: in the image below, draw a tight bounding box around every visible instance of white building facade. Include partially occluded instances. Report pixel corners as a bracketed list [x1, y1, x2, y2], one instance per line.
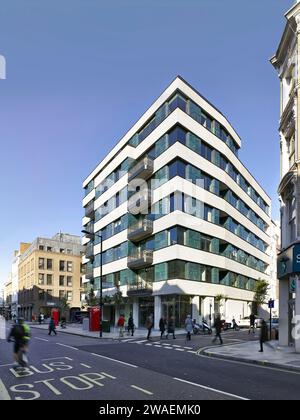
[271, 0, 300, 352]
[82, 77, 272, 329]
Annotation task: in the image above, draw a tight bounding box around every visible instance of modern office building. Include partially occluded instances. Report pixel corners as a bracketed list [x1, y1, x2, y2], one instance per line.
[18, 233, 84, 321]
[82, 76, 272, 329]
[271, 0, 300, 351]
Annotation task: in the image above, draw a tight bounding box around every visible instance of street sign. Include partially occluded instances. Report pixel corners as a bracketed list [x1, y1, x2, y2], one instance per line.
[268, 299, 275, 309]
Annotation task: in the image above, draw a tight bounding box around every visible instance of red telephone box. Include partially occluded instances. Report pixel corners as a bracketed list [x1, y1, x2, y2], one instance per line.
[51, 308, 59, 327]
[89, 307, 100, 331]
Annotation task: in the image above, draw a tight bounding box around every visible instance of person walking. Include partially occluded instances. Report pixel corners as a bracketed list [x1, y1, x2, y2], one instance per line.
[249, 313, 256, 334]
[146, 314, 153, 340]
[159, 317, 166, 339]
[212, 315, 223, 345]
[259, 320, 268, 352]
[232, 318, 239, 331]
[48, 317, 57, 336]
[166, 316, 176, 339]
[117, 314, 125, 338]
[185, 315, 193, 341]
[127, 313, 134, 337]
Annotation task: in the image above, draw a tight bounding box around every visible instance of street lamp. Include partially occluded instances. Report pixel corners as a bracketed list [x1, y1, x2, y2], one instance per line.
[82, 230, 103, 338]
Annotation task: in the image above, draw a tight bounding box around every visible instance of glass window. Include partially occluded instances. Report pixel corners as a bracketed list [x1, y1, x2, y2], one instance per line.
[38, 274, 44, 285]
[155, 134, 169, 156]
[67, 276, 72, 287]
[185, 230, 200, 249]
[153, 166, 169, 189]
[186, 165, 201, 185]
[47, 274, 52, 285]
[168, 126, 186, 145]
[155, 231, 169, 250]
[168, 260, 185, 279]
[39, 258, 45, 270]
[67, 291, 72, 301]
[186, 132, 201, 154]
[67, 261, 73, 272]
[185, 262, 201, 281]
[155, 263, 168, 282]
[47, 259, 53, 270]
[120, 269, 136, 286]
[59, 276, 65, 286]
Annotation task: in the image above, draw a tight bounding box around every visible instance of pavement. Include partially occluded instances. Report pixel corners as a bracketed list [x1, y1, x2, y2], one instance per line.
[199, 340, 300, 372]
[29, 322, 188, 340]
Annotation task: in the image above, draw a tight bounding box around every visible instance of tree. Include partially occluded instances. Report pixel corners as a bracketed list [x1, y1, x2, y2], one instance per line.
[85, 288, 98, 307]
[58, 297, 70, 319]
[253, 279, 269, 315]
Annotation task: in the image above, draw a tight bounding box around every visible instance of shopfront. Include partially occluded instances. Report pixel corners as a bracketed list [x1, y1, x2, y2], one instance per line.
[161, 294, 192, 328]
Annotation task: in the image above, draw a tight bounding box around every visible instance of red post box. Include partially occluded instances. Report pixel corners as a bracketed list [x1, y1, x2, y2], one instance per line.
[89, 307, 100, 331]
[51, 308, 60, 327]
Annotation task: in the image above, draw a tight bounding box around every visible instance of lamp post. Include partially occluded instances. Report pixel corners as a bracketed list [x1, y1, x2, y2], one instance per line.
[82, 230, 103, 338]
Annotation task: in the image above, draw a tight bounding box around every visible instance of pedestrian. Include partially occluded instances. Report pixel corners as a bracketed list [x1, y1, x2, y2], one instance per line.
[38, 314, 42, 324]
[159, 317, 166, 339]
[7, 317, 31, 369]
[127, 313, 134, 337]
[232, 318, 238, 331]
[145, 313, 153, 340]
[185, 314, 193, 341]
[259, 320, 268, 352]
[249, 313, 256, 334]
[48, 317, 57, 336]
[212, 315, 223, 345]
[166, 316, 176, 339]
[117, 314, 125, 338]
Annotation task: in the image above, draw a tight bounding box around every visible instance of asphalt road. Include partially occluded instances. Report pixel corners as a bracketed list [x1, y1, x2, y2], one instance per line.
[1, 326, 300, 401]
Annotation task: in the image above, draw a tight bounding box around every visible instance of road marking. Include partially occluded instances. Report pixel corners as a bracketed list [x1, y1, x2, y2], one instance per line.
[91, 353, 138, 368]
[0, 363, 14, 368]
[163, 347, 174, 350]
[184, 346, 193, 349]
[145, 343, 153, 346]
[35, 337, 49, 342]
[174, 378, 249, 400]
[187, 351, 197, 354]
[131, 385, 153, 395]
[121, 338, 135, 342]
[0, 379, 11, 400]
[175, 348, 185, 352]
[42, 357, 73, 361]
[135, 340, 148, 343]
[172, 345, 181, 348]
[101, 372, 116, 379]
[154, 345, 162, 348]
[80, 364, 91, 368]
[56, 343, 78, 351]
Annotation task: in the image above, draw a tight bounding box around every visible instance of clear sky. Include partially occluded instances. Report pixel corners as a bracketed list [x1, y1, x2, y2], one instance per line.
[0, 0, 294, 288]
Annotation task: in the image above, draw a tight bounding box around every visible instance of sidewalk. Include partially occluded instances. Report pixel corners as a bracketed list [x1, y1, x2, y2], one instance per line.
[200, 340, 300, 372]
[29, 322, 186, 340]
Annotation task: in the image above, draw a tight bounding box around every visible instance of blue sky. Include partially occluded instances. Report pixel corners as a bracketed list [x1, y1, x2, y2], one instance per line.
[0, 0, 293, 287]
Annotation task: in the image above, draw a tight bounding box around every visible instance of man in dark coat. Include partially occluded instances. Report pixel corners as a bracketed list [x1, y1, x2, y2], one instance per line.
[259, 320, 268, 352]
[166, 316, 176, 339]
[128, 313, 134, 337]
[212, 315, 223, 345]
[48, 317, 57, 336]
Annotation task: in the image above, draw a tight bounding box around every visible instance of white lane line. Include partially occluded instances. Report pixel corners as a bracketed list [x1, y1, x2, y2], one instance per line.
[42, 356, 73, 361]
[154, 345, 162, 348]
[163, 347, 174, 350]
[145, 343, 153, 346]
[174, 378, 249, 400]
[80, 363, 91, 368]
[0, 379, 11, 400]
[121, 339, 135, 342]
[175, 348, 185, 352]
[172, 345, 181, 348]
[35, 337, 49, 342]
[91, 353, 138, 368]
[101, 372, 117, 379]
[0, 363, 14, 368]
[187, 351, 197, 354]
[184, 346, 193, 349]
[56, 343, 78, 351]
[135, 340, 148, 343]
[131, 385, 153, 396]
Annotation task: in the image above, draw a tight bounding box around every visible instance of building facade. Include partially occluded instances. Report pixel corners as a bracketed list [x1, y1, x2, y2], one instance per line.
[271, 0, 300, 352]
[18, 233, 84, 321]
[82, 76, 272, 329]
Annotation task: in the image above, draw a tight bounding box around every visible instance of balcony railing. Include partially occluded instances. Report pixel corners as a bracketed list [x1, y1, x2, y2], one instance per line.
[127, 218, 153, 242]
[85, 202, 95, 219]
[85, 244, 94, 260]
[127, 281, 153, 296]
[127, 190, 152, 214]
[127, 250, 153, 270]
[128, 157, 154, 182]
